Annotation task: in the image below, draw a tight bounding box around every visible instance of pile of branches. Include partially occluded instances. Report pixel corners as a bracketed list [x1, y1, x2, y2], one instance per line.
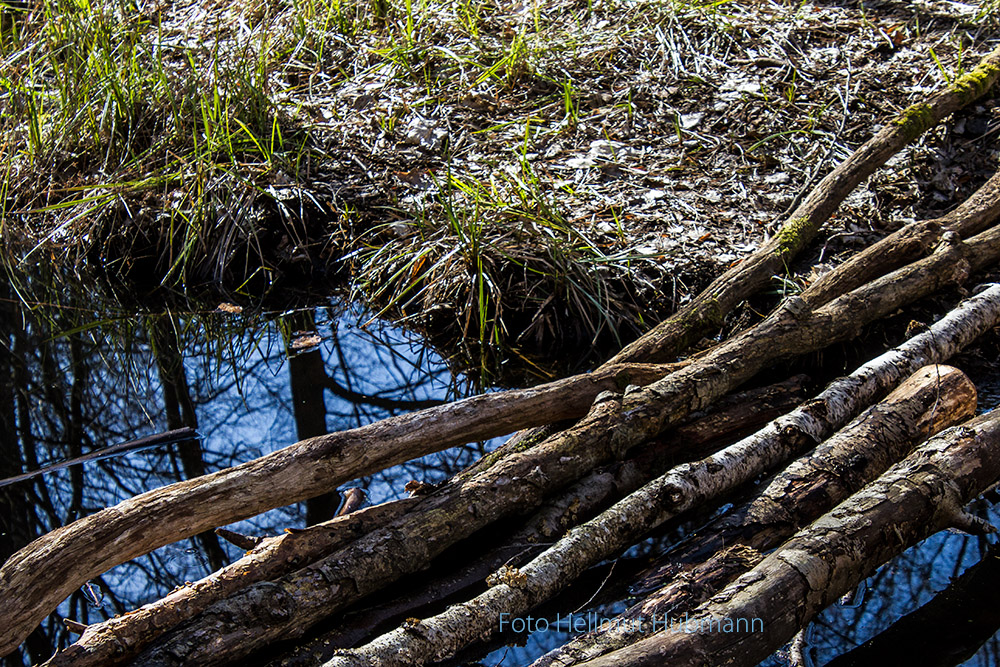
[3, 46, 1000, 667]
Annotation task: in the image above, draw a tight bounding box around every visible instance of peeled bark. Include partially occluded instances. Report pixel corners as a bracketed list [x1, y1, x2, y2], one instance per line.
[319, 364, 976, 667]
[578, 410, 1000, 667]
[532, 364, 978, 666]
[3, 47, 998, 659]
[127, 229, 1000, 665]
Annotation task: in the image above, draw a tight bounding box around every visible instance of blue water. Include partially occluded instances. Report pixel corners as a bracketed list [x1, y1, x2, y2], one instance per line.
[4, 280, 1000, 666]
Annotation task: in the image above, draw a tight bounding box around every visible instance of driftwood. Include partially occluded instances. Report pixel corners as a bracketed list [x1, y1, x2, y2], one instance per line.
[0, 46, 998, 663]
[46, 378, 807, 667]
[319, 364, 977, 667]
[134, 271, 1000, 665]
[531, 364, 978, 666]
[576, 409, 1000, 667]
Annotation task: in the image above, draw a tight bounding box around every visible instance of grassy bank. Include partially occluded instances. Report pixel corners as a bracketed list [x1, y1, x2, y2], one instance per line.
[2, 0, 997, 375]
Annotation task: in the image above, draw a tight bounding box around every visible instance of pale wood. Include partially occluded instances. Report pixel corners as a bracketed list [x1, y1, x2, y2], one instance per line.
[577, 410, 1000, 667]
[0, 361, 679, 656]
[321, 365, 976, 667]
[532, 363, 980, 666]
[134, 254, 1000, 665]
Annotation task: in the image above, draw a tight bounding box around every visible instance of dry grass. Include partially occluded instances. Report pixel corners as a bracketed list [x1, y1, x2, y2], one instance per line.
[1, 0, 997, 374]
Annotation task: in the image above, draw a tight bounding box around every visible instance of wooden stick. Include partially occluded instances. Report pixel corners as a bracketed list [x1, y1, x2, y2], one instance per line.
[577, 410, 1000, 667]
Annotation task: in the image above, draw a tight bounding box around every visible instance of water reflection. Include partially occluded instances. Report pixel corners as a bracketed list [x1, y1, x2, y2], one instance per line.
[3, 265, 1000, 667]
[0, 268, 483, 665]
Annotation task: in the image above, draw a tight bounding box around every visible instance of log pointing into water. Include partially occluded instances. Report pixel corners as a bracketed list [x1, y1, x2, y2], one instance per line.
[133, 280, 1000, 665]
[0, 360, 681, 657]
[1, 46, 998, 659]
[319, 364, 977, 667]
[577, 409, 1000, 667]
[532, 364, 977, 666]
[44, 377, 808, 667]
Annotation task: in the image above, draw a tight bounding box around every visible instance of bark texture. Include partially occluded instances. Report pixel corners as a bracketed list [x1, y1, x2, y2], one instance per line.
[43, 499, 417, 667]
[608, 45, 1000, 365]
[2, 51, 998, 663]
[532, 364, 978, 666]
[578, 410, 1000, 667]
[320, 365, 976, 667]
[0, 361, 678, 656]
[272, 378, 809, 667]
[126, 232, 1000, 665]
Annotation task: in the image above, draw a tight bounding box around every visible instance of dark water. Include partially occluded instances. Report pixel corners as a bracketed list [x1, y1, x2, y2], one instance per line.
[2, 269, 1000, 667]
[0, 271, 489, 664]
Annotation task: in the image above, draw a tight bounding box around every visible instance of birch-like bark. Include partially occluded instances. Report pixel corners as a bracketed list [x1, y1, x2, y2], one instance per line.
[577, 410, 1000, 667]
[318, 364, 976, 667]
[46, 377, 807, 667]
[531, 364, 979, 667]
[3, 51, 998, 658]
[130, 230, 1000, 666]
[269, 378, 808, 666]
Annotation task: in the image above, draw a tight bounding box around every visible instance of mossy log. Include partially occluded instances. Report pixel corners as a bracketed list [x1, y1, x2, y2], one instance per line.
[1, 48, 999, 661]
[45, 378, 807, 667]
[608, 44, 1000, 366]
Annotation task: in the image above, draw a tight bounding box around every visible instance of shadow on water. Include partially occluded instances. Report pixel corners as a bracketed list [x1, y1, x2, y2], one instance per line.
[3, 263, 1000, 667]
[0, 264, 490, 665]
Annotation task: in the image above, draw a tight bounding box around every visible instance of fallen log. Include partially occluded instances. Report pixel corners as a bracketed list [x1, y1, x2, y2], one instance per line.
[43, 498, 419, 667]
[127, 226, 1000, 665]
[575, 409, 1000, 667]
[0, 360, 682, 656]
[801, 167, 1000, 308]
[456, 163, 1000, 491]
[318, 364, 977, 667]
[44, 377, 807, 667]
[531, 364, 978, 666]
[267, 377, 809, 666]
[608, 45, 1000, 365]
[3, 49, 997, 659]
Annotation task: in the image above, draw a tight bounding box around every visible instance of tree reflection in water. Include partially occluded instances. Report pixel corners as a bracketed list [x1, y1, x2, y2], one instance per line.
[0, 268, 482, 665]
[4, 266, 1000, 667]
